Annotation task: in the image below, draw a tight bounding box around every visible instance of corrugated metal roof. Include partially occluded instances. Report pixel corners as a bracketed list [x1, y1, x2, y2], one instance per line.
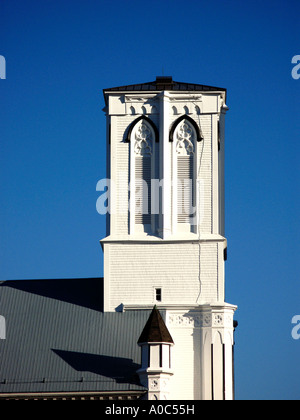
[0, 279, 149, 395]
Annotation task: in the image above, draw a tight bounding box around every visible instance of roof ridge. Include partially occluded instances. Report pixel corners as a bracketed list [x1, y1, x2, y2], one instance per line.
[103, 77, 227, 104]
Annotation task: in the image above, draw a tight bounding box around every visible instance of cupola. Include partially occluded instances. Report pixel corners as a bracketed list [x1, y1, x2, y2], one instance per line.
[137, 306, 174, 400]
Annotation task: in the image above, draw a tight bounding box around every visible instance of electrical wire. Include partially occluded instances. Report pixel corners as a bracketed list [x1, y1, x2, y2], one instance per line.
[190, 99, 205, 304]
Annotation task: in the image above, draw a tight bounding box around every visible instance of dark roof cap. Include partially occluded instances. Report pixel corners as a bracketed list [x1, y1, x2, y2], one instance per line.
[138, 306, 174, 345]
[103, 76, 227, 104]
[155, 76, 174, 90]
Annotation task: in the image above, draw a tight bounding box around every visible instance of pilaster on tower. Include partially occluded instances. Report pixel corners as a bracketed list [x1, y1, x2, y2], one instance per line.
[158, 90, 172, 239]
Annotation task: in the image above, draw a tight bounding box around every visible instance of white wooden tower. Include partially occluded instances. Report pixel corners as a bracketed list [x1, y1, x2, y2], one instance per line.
[101, 77, 237, 400]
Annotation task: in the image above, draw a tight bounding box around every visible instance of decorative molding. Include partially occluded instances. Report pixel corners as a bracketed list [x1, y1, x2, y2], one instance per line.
[124, 94, 159, 103]
[176, 120, 195, 156]
[213, 314, 223, 326]
[203, 314, 212, 327]
[168, 311, 234, 328]
[149, 379, 159, 391]
[168, 313, 201, 328]
[169, 94, 202, 102]
[139, 373, 172, 401]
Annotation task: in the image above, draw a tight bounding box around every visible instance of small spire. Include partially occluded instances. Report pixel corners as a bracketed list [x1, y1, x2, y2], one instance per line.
[138, 306, 174, 345]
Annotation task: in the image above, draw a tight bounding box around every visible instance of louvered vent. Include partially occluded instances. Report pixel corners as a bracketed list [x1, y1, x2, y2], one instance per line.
[135, 157, 151, 225]
[177, 156, 194, 223]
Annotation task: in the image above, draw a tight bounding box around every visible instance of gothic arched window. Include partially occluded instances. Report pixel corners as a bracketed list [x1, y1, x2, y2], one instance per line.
[128, 116, 158, 234]
[170, 116, 203, 231]
[176, 119, 196, 224]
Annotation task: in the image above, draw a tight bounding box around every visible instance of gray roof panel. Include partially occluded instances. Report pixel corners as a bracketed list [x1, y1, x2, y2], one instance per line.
[0, 279, 149, 395]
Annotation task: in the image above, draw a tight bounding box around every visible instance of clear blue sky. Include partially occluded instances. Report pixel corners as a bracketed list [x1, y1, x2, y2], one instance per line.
[1, 0, 299, 400]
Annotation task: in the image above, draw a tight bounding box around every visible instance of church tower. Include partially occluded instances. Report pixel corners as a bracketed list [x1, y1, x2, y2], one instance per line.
[101, 77, 237, 400]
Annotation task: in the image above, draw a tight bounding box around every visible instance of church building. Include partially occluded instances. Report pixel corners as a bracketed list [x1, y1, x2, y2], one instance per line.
[0, 77, 237, 400]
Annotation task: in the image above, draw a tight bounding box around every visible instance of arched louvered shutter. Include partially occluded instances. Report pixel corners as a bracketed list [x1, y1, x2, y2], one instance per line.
[177, 155, 194, 223]
[135, 156, 151, 225]
[173, 118, 197, 228]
